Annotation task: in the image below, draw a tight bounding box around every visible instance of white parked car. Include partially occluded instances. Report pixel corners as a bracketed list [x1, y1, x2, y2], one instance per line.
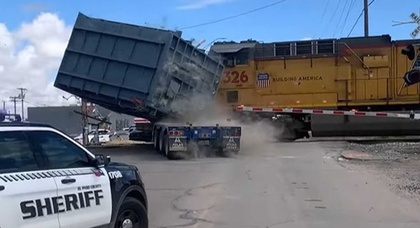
[74, 129, 112, 144]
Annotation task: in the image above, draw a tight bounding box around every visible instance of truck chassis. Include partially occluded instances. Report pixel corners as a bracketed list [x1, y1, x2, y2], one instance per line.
[152, 123, 242, 160]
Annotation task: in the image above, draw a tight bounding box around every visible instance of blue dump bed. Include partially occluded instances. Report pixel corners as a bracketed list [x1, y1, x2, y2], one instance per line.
[54, 13, 224, 122]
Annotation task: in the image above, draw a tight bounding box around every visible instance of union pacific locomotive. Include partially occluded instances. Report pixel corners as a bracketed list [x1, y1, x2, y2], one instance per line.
[209, 35, 420, 140]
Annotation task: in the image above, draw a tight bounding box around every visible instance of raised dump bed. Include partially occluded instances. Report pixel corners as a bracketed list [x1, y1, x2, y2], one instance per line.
[54, 13, 224, 122]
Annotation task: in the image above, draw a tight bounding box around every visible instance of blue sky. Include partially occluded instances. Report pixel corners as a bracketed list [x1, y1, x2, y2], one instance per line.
[1, 0, 419, 112]
[1, 0, 420, 44]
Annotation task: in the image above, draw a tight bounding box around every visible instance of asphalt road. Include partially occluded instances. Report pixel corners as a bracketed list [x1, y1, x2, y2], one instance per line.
[91, 140, 420, 228]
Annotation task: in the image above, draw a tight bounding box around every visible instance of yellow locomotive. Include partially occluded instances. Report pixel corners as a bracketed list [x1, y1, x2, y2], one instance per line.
[210, 35, 420, 140]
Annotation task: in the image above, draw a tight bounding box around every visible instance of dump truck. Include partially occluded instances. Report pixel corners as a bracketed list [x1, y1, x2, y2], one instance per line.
[54, 13, 241, 159]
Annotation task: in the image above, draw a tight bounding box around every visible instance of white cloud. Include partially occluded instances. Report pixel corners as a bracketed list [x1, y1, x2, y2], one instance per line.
[176, 0, 234, 10]
[0, 12, 78, 118]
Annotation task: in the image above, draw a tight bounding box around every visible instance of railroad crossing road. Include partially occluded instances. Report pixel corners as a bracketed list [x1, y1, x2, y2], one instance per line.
[93, 141, 420, 228]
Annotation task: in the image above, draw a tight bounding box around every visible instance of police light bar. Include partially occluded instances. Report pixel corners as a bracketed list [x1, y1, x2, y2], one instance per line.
[0, 114, 22, 122]
[134, 118, 151, 124]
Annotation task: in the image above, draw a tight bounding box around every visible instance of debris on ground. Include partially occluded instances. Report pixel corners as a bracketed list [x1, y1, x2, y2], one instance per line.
[338, 140, 420, 203]
[341, 150, 375, 160]
[343, 141, 420, 160]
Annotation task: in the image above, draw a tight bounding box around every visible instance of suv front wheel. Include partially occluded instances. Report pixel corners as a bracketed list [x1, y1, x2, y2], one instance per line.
[115, 197, 148, 228]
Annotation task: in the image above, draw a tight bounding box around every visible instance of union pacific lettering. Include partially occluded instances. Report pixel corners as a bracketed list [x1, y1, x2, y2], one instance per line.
[273, 76, 323, 82]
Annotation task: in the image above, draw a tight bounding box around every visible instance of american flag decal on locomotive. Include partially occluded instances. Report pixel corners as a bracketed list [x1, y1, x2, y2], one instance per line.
[256, 73, 270, 88]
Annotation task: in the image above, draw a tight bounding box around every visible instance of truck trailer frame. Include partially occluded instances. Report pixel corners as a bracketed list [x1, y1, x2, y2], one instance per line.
[152, 123, 241, 159]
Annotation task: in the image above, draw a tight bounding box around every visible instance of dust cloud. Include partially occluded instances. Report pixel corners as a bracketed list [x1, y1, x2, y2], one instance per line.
[152, 61, 214, 115]
[154, 59, 283, 157]
[177, 100, 282, 156]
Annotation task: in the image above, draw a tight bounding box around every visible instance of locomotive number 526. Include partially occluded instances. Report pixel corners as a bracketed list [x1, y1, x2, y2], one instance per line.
[223, 71, 249, 84]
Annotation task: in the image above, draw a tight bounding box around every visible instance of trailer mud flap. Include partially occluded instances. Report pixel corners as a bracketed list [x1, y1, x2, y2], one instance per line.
[222, 136, 240, 151]
[169, 137, 188, 151]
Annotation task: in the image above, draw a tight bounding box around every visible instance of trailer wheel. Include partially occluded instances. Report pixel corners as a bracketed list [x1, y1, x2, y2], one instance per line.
[158, 133, 164, 154]
[153, 130, 159, 151]
[163, 135, 179, 160]
[216, 148, 238, 157]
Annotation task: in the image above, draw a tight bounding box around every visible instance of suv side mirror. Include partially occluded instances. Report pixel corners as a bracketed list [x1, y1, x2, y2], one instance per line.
[94, 154, 111, 168]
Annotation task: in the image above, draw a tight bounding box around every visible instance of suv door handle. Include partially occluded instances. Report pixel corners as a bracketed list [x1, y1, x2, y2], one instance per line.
[61, 178, 76, 184]
[0, 185, 4, 191]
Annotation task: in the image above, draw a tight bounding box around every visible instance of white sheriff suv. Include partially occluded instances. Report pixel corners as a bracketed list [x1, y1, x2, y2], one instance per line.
[0, 114, 148, 228]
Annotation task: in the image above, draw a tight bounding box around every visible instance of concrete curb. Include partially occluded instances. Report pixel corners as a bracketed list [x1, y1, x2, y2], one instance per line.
[340, 150, 375, 161]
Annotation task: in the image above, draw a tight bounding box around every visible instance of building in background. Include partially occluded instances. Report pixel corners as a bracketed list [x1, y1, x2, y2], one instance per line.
[27, 105, 136, 137]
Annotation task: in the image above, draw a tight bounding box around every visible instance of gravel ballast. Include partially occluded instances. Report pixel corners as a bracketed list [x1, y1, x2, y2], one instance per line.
[339, 140, 420, 203]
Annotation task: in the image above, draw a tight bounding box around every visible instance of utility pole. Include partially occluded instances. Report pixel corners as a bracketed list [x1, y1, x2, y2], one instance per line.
[9, 96, 19, 115]
[17, 88, 27, 120]
[364, 0, 369, 37]
[81, 99, 89, 145]
[2, 101, 5, 112]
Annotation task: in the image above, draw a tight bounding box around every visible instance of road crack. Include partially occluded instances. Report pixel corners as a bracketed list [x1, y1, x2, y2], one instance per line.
[266, 219, 295, 227]
[158, 182, 225, 228]
[245, 169, 252, 180]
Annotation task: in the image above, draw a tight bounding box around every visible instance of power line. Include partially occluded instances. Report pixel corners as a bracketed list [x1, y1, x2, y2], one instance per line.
[320, 0, 331, 23]
[333, 0, 350, 36]
[9, 96, 18, 115]
[347, 8, 364, 37]
[327, 0, 343, 33]
[347, 0, 376, 37]
[24, 100, 46, 107]
[179, 0, 289, 30]
[317, 0, 338, 38]
[340, 0, 357, 36]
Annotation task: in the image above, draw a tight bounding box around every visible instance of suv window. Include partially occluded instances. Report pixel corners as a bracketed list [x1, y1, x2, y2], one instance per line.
[0, 131, 39, 174]
[27, 131, 92, 169]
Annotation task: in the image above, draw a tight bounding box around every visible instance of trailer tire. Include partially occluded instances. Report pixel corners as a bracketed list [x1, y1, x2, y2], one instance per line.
[216, 148, 238, 158]
[158, 133, 165, 154]
[163, 136, 180, 160]
[275, 129, 297, 142]
[153, 130, 159, 151]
